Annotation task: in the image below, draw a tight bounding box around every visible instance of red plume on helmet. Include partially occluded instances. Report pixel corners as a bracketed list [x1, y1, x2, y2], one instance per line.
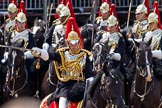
[102, 0, 111, 6]
[18, 0, 27, 28]
[66, 0, 75, 19]
[98, 0, 111, 17]
[65, 17, 82, 47]
[154, 1, 162, 29]
[143, 0, 150, 15]
[10, 0, 17, 6]
[110, 4, 120, 31]
[18, 0, 26, 14]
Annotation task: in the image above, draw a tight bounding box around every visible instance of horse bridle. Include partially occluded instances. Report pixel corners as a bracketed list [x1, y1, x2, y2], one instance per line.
[134, 47, 154, 101]
[92, 42, 111, 72]
[47, 63, 57, 87]
[4, 50, 28, 98]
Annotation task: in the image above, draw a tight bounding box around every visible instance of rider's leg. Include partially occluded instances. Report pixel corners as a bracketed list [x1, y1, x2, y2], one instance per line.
[59, 97, 68, 108]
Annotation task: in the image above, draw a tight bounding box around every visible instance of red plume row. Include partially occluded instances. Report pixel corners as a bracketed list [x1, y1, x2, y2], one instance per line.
[65, 17, 82, 47]
[154, 1, 162, 29]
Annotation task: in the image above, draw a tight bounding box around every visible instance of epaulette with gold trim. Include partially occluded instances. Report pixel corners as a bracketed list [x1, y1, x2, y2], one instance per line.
[81, 49, 92, 56]
[56, 47, 69, 52]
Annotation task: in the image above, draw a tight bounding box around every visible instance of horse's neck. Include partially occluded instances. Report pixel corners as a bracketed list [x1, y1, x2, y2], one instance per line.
[134, 69, 147, 90]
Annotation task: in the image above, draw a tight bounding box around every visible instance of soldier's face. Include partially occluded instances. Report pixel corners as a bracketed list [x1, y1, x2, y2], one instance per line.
[102, 11, 109, 20]
[60, 16, 67, 23]
[148, 22, 157, 31]
[16, 21, 26, 31]
[68, 42, 80, 54]
[107, 25, 117, 33]
[8, 11, 17, 20]
[135, 13, 145, 21]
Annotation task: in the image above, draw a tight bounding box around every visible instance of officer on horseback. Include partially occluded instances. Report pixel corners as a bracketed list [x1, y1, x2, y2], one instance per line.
[96, 2, 110, 30]
[100, 14, 125, 68]
[130, 3, 149, 39]
[2, 11, 36, 71]
[52, 6, 71, 47]
[144, 11, 162, 80]
[32, 17, 94, 108]
[2, 2, 18, 46]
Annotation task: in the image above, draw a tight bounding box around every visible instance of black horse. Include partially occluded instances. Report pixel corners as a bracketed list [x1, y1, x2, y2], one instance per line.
[3, 44, 34, 101]
[40, 61, 58, 99]
[0, 30, 6, 104]
[84, 42, 125, 108]
[130, 41, 162, 108]
[80, 23, 97, 51]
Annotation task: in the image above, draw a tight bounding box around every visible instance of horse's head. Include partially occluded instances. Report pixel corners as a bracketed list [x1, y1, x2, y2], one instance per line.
[7, 43, 25, 80]
[92, 42, 111, 72]
[136, 41, 153, 78]
[80, 24, 96, 51]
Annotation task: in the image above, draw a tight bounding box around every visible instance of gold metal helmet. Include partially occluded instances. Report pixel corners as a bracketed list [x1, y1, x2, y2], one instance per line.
[100, 2, 110, 14]
[60, 6, 70, 17]
[8, 3, 18, 13]
[148, 12, 158, 23]
[107, 14, 118, 27]
[16, 12, 27, 23]
[67, 31, 80, 44]
[56, 4, 65, 15]
[136, 4, 147, 14]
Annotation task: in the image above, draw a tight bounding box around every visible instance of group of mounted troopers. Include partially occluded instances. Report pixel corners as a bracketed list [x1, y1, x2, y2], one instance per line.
[0, 0, 162, 108]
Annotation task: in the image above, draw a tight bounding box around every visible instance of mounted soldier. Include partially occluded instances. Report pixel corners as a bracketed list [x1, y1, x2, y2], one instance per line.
[143, 2, 162, 81]
[130, 0, 150, 39]
[51, 0, 76, 48]
[32, 17, 95, 108]
[3, 1, 18, 46]
[100, 14, 125, 68]
[95, 1, 110, 42]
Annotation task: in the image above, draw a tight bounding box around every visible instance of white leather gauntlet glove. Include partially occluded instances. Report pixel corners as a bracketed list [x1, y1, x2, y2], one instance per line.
[110, 53, 121, 61]
[32, 47, 49, 61]
[24, 50, 33, 59]
[1, 52, 8, 63]
[152, 50, 162, 59]
[86, 77, 94, 84]
[42, 43, 49, 51]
